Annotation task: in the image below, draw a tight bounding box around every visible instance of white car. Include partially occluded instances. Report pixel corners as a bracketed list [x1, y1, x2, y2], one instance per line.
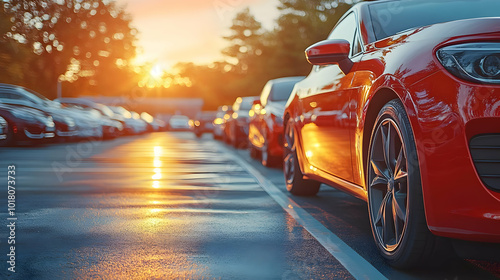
[168, 115, 191, 131]
[109, 106, 147, 135]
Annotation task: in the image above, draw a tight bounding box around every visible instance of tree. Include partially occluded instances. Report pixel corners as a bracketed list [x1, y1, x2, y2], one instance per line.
[271, 0, 354, 76]
[0, 4, 32, 85]
[215, 1, 356, 104]
[4, 0, 138, 98]
[222, 8, 285, 98]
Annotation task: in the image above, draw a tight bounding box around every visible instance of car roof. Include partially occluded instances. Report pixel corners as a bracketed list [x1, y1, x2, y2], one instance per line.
[56, 98, 97, 106]
[269, 76, 305, 84]
[241, 96, 259, 101]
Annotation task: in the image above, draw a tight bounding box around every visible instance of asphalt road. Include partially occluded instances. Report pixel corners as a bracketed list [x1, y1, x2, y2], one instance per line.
[0, 132, 498, 279]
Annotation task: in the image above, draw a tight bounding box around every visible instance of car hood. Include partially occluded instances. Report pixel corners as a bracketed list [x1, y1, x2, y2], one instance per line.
[0, 103, 48, 118]
[0, 99, 66, 118]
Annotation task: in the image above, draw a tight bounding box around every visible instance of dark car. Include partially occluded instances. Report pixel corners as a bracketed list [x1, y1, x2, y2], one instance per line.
[225, 96, 259, 148]
[0, 103, 55, 145]
[0, 84, 76, 141]
[192, 111, 217, 138]
[213, 105, 230, 140]
[283, 0, 500, 268]
[248, 77, 304, 166]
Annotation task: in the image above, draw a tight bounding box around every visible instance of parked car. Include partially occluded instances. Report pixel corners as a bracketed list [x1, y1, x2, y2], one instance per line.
[130, 111, 148, 133]
[0, 116, 8, 143]
[283, 0, 500, 268]
[108, 106, 142, 135]
[140, 112, 163, 132]
[248, 77, 304, 166]
[0, 103, 55, 145]
[56, 98, 124, 139]
[192, 111, 217, 138]
[0, 84, 76, 141]
[60, 104, 105, 140]
[225, 96, 259, 148]
[213, 106, 230, 140]
[168, 115, 191, 131]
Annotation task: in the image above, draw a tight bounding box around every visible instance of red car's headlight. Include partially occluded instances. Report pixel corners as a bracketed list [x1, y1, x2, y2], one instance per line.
[437, 43, 500, 84]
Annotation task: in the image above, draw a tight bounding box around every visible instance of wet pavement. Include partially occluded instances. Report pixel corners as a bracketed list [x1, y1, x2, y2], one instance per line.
[0, 132, 498, 279]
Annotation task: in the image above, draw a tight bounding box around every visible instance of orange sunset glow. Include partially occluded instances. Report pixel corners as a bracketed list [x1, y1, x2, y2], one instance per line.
[1, 0, 345, 110]
[117, 0, 280, 71]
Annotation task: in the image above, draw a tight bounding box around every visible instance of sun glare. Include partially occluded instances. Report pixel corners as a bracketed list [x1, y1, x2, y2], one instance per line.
[150, 64, 164, 79]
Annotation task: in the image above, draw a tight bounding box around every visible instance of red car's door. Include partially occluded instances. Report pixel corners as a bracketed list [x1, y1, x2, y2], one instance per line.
[298, 12, 362, 183]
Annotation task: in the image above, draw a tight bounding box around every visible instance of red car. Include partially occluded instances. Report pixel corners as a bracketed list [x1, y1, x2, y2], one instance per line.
[248, 77, 304, 166]
[283, 0, 500, 268]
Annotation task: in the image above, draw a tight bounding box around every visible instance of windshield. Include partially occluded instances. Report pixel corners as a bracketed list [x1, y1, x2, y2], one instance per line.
[271, 81, 297, 101]
[170, 115, 189, 121]
[369, 0, 500, 40]
[22, 87, 50, 101]
[239, 98, 255, 110]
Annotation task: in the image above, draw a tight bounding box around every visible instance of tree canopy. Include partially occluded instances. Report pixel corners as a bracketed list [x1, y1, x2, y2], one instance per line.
[0, 0, 359, 108]
[2, 0, 138, 98]
[175, 0, 357, 109]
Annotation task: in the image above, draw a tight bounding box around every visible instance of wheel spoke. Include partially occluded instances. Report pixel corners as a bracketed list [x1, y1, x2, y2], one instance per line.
[381, 192, 393, 244]
[394, 146, 407, 183]
[381, 123, 397, 173]
[371, 175, 388, 190]
[375, 192, 389, 224]
[374, 191, 391, 242]
[285, 127, 295, 152]
[381, 124, 390, 171]
[392, 191, 406, 243]
[370, 160, 390, 184]
[285, 156, 295, 180]
[284, 153, 293, 178]
[393, 191, 406, 221]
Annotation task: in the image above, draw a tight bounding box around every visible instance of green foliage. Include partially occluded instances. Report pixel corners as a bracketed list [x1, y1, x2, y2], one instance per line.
[2, 0, 138, 98]
[272, 0, 353, 75]
[0, 0, 358, 108]
[0, 5, 30, 85]
[178, 0, 357, 109]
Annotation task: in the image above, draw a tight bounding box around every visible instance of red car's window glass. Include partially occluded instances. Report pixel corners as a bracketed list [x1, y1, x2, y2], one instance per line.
[369, 0, 500, 41]
[328, 12, 357, 51]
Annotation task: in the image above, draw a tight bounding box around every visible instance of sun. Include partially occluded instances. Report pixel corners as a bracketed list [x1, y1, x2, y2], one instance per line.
[149, 64, 164, 79]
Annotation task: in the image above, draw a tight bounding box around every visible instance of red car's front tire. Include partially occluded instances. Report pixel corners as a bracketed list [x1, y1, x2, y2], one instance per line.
[367, 99, 453, 268]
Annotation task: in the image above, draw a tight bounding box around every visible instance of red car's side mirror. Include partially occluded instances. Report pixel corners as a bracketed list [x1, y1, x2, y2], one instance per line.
[305, 39, 353, 73]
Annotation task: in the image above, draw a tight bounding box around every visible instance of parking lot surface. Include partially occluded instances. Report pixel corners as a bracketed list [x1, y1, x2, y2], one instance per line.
[0, 132, 498, 279]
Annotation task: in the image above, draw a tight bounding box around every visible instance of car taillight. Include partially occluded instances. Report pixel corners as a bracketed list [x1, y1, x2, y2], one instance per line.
[437, 43, 500, 84]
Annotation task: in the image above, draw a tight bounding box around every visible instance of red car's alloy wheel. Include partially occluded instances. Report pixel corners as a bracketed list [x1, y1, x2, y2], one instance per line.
[368, 118, 408, 252]
[367, 100, 452, 268]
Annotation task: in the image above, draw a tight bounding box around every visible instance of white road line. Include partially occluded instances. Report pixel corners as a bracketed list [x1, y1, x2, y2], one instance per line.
[13, 167, 244, 173]
[226, 148, 387, 280]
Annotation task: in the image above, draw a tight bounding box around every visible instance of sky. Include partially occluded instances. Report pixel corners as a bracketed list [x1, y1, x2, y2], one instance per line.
[115, 0, 280, 71]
